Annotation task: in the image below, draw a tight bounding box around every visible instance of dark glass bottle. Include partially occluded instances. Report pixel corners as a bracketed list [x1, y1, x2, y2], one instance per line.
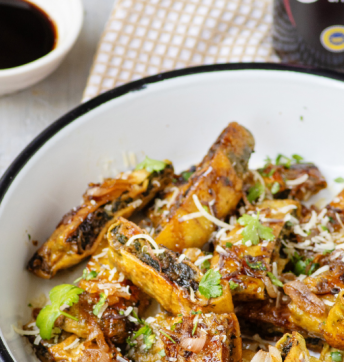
[273, 0, 344, 69]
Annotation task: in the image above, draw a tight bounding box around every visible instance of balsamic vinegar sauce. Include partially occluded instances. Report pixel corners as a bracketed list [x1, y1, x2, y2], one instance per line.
[0, 0, 57, 69]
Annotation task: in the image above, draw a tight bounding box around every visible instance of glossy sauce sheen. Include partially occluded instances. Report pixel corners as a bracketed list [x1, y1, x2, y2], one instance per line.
[0, 0, 56, 69]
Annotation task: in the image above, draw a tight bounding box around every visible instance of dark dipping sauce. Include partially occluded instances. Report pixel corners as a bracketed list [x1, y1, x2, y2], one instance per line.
[0, 0, 56, 69]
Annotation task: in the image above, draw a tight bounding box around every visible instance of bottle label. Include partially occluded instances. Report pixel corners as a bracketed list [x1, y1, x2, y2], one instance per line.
[289, 0, 344, 53]
[320, 25, 344, 52]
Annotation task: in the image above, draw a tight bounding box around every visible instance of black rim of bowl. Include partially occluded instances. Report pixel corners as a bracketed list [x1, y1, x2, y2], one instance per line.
[1, 62, 344, 362]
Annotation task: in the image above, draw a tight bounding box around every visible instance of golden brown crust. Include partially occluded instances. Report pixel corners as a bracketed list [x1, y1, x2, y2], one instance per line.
[153, 122, 255, 252]
[107, 217, 233, 315]
[27, 166, 173, 278]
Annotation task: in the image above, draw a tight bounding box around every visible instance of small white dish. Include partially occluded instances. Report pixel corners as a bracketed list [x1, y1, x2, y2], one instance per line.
[0, 0, 83, 96]
[1, 64, 344, 361]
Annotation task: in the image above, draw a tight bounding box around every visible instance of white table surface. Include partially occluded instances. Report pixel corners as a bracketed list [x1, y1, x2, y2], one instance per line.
[0, 0, 114, 178]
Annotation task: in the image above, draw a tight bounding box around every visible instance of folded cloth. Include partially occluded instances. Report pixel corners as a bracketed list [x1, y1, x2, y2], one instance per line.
[82, 0, 279, 102]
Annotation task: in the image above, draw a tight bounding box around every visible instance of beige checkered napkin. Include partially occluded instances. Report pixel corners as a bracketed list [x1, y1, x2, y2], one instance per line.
[83, 0, 279, 101]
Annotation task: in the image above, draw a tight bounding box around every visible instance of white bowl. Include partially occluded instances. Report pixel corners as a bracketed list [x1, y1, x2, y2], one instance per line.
[0, 0, 83, 96]
[1, 64, 344, 361]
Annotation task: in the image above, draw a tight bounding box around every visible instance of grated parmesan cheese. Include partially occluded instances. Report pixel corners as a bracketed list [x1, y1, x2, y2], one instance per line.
[93, 248, 109, 261]
[286, 174, 309, 187]
[179, 211, 203, 222]
[323, 300, 335, 307]
[189, 287, 196, 302]
[215, 245, 229, 256]
[128, 199, 143, 209]
[194, 254, 213, 266]
[278, 204, 298, 214]
[34, 335, 42, 345]
[97, 302, 109, 319]
[63, 338, 80, 350]
[309, 265, 330, 278]
[126, 234, 161, 252]
[12, 325, 40, 336]
[124, 306, 133, 316]
[192, 194, 231, 228]
[177, 254, 186, 263]
[128, 152, 137, 167]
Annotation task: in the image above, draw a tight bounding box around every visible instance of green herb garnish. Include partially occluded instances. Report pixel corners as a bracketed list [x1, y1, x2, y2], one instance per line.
[293, 258, 312, 276]
[135, 156, 167, 173]
[267, 272, 283, 287]
[93, 293, 107, 316]
[160, 330, 176, 344]
[191, 311, 202, 315]
[331, 352, 343, 362]
[246, 259, 267, 271]
[199, 269, 223, 299]
[192, 317, 198, 336]
[261, 168, 276, 178]
[36, 284, 83, 340]
[74, 269, 98, 284]
[229, 281, 239, 290]
[276, 154, 292, 168]
[158, 350, 166, 357]
[335, 177, 344, 183]
[292, 154, 304, 163]
[308, 263, 320, 276]
[271, 182, 280, 195]
[247, 183, 264, 203]
[237, 212, 274, 245]
[201, 259, 211, 270]
[181, 171, 194, 181]
[226, 242, 233, 248]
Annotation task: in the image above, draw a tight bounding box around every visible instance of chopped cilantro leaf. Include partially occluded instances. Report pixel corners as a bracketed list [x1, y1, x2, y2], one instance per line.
[177, 314, 183, 317]
[247, 183, 264, 203]
[246, 259, 267, 271]
[335, 177, 344, 183]
[199, 269, 223, 299]
[229, 281, 239, 290]
[331, 352, 343, 361]
[158, 350, 166, 357]
[237, 212, 274, 245]
[293, 258, 312, 276]
[119, 310, 124, 315]
[135, 156, 167, 173]
[36, 284, 83, 340]
[181, 171, 194, 181]
[191, 311, 202, 315]
[74, 269, 98, 284]
[93, 293, 107, 316]
[226, 242, 233, 248]
[201, 259, 211, 270]
[271, 182, 280, 195]
[133, 325, 150, 339]
[267, 272, 283, 287]
[132, 325, 156, 350]
[321, 225, 329, 232]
